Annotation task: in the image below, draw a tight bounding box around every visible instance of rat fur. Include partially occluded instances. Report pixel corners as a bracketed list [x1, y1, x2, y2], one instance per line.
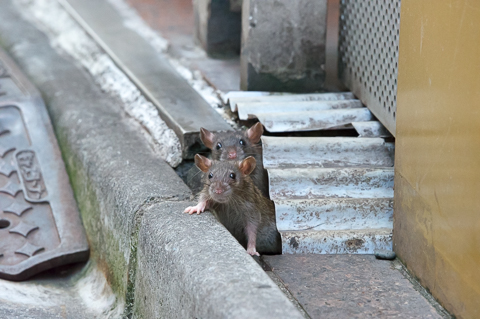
[184, 155, 281, 256]
[186, 123, 269, 198]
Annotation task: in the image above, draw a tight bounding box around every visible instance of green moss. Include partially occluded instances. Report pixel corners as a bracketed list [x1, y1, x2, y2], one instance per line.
[54, 124, 132, 300]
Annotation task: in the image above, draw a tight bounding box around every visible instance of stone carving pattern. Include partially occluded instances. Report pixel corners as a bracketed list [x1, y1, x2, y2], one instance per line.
[15, 242, 44, 257]
[0, 106, 51, 264]
[16, 151, 48, 199]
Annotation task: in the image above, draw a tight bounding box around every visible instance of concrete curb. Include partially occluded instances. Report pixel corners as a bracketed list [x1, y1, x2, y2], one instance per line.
[0, 1, 303, 317]
[134, 201, 300, 318]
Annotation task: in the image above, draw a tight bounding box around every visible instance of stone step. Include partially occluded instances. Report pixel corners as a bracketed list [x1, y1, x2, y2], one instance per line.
[352, 121, 393, 138]
[262, 136, 394, 169]
[281, 228, 393, 254]
[237, 99, 363, 120]
[268, 167, 394, 200]
[275, 198, 393, 231]
[228, 92, 355, 112]
[258, 108, 373, 132]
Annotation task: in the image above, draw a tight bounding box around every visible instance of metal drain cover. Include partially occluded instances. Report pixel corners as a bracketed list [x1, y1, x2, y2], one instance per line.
[0, 49, 89, 281]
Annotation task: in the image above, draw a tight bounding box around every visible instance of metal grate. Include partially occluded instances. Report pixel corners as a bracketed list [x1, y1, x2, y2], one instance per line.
[339, 0, 401, 136]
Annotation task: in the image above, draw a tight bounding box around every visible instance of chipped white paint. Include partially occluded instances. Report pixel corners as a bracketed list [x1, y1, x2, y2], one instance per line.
[229, 92, 355, 112]
[259, 108, 373, 132]
[16, 0, 182, 167]
[262, 136, 394, 169]
[275, 198, 393, 231]
[268, 167, 394, 200]
[237, 100, 363, 120]
[281, 228, 393, 254]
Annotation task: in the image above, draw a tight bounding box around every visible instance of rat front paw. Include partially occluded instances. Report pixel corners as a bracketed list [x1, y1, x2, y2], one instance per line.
[184, 201, 207, 215]
[246, 247, 260, 256]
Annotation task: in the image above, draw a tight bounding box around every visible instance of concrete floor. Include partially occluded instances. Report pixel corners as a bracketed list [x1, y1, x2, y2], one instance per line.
[263, 255, 449, 318]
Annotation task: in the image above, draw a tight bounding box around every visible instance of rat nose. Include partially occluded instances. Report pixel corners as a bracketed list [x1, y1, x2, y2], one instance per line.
[227, 150, 237, 159]
[214, 188, 224, 194]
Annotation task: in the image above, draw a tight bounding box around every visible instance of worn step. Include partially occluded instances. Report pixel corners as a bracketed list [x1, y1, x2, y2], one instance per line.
[262, 136, 394, 169]
[281, 228, 393, 254]
[237, 100, 363, 120]
[257, 108, 373, 132]
[62, 0, 232, 158]
[229, 92, 355, 112]
[268, 167, 394, 200]
[223, 91, 292, 104]
[352, 121, 393, 138]
[275, 198, 393, 231]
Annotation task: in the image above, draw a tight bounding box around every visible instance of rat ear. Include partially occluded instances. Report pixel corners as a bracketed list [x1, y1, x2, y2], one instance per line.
[246, 122, 264, 143]
[200, 127, 215, 149]
[194, 154, 212, 172]
[239, 156, 257, 176]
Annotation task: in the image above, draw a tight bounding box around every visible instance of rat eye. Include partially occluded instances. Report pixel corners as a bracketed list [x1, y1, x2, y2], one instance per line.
[208, 172, 213, 179]
[229, 173, 236, 179]
[239, 139, 245, 146]
[216, 142, 222, 150]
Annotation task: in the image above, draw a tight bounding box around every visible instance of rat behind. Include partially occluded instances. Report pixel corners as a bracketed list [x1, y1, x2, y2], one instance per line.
[184, 155, 281, 256]
[186, 122, 269, 197]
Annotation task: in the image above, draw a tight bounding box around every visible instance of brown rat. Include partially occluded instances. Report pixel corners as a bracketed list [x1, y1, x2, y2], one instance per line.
[184, 155, 281, 256]
[193, 122, 269, 197]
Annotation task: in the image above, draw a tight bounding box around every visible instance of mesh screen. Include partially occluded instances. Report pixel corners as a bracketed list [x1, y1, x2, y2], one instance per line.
[339, 0, 401, 135]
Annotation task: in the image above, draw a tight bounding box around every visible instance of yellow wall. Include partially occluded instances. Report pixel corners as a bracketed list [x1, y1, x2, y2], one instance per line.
[394, 0, 480, 317]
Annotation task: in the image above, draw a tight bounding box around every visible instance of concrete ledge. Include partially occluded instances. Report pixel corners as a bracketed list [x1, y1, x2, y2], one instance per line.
[0, 1, 302, 317]
[134, 201, 301, 318]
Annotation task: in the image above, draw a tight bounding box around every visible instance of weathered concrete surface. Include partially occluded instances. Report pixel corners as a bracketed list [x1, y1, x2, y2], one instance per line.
[133, 201, 303, 318]
[0, 1, 304, 318]
[241, 0, 328, 92]
[0, 262, 123, 319]
[0, 0, 191, 309]
[264, 255, 448, 319]
[194, 0, 241, 56]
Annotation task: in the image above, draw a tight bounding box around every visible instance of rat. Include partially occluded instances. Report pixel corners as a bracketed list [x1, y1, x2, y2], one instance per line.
[186, 122, 269, 197]
[184, 154, 281, 256]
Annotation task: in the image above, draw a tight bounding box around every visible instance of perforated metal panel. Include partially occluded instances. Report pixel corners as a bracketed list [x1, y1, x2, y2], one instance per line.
[339, 0, 401, 136]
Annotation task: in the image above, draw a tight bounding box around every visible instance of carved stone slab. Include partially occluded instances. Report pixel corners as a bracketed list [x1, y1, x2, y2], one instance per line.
[0, 48, 89, 281]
